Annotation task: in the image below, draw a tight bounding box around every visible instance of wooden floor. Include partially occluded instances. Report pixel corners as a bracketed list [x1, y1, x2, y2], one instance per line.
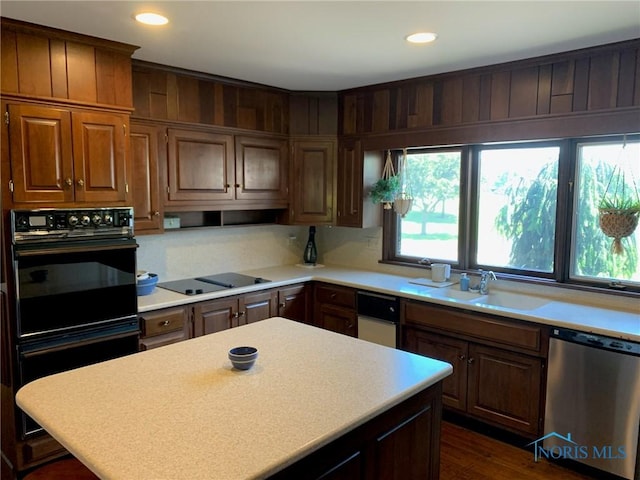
[440, 421, 597, 480]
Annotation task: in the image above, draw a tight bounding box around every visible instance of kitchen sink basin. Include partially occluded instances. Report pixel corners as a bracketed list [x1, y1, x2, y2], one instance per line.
[471, 292, 549, 311]
[428, 288, 485, 302]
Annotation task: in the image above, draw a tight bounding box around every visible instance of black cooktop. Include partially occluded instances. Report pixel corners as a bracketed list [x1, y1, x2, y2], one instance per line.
[158, 272, 271, 296]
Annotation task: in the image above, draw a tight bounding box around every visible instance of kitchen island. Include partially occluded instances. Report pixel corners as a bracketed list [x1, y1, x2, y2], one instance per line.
[16, 317, 452, 480]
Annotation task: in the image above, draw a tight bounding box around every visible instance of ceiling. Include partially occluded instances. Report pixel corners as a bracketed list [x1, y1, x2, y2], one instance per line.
[1, 1, 639, 91]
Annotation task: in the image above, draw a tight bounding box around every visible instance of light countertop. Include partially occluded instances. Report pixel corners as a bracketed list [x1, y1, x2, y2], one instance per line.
[138, 264, 640, 342]
[16, 318, 452, 480]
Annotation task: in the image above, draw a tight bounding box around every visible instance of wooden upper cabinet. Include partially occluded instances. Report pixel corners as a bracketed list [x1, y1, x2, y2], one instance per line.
[1, 18, 137, 108]
[166, 128, 234, 203]
[7, 103, 129, 205]
[71, 111, 129, 203]
[8, 104, 73, 203]
[130, 122, 162, 233]
[234, 135, 288, 202]
[336, 139, 381, 228]
[289, 138, 336, 225]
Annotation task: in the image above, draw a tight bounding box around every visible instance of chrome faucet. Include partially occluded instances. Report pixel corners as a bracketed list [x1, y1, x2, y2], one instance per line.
[478, 270, 497, 294]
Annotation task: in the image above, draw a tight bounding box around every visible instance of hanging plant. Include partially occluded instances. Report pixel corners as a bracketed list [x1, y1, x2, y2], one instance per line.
[393, 148, 414, 217]
[597, 139, 640, 254]
[370, 150, 400, 209]
[598, 198, 640, 254]
[370, 175, 400, 208]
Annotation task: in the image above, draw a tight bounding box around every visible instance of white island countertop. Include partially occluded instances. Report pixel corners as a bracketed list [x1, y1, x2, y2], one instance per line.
[16, 318, 452, 480]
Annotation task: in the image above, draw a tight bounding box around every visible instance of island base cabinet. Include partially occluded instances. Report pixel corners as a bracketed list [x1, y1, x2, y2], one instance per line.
[269, 382, 442, 480]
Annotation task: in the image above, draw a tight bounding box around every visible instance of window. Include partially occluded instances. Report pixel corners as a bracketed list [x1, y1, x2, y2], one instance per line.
[476, 145, 560, 274]
[571, 140, 640, 284]
[395, 149, 462, 264]
[383, 135, 639, 291]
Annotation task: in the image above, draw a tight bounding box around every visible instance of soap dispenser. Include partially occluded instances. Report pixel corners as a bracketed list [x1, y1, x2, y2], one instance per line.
[459, 273, 469, 291]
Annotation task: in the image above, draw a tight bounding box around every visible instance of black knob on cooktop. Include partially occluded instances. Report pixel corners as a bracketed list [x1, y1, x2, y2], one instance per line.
[185, 289, 194, 295]
[196, 289, 204, 294]
[254, 277, 263, 284]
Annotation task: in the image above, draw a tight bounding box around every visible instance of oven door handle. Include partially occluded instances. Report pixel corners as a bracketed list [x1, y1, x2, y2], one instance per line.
[19, 330, 139, 359]
[14, 242, 138, 258]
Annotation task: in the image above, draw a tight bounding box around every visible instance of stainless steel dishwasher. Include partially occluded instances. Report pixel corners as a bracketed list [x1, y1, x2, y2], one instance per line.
[543, 327, 640, 479]
[356, 291, 399, 348]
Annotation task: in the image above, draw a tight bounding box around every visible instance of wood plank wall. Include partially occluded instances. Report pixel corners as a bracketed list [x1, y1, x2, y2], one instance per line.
[0, 18, 137, 108]
[132, 62, 289, 135]
[339, 40, 640, 138]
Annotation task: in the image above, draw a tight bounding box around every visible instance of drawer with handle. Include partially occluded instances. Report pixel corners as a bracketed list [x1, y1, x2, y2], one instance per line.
[141, 307, 189, 337]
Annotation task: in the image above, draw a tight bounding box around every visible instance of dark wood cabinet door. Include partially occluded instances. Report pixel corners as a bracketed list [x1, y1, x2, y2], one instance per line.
[290, 138, 336, 224]
[130, 122, 162, 232]
[234, 135, 288, 201]
[372, 397, 439, 480]
[8, 104, 74, 203]
[317, 304, 357, 337]
[404, 328, 468, 412]
[166, 128, 234, 202]
[466, 343, 542, 436]
[239, 290, 277, 325]
[336, 138, 362, 227]
[71, 111, 129, 203]
[277, 284, 309, 323]
[193, 297, 237, 336]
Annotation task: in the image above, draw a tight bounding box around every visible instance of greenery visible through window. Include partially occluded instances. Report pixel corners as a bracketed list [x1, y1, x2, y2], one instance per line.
[397, 150, 461, 263]
[383, 135, 639, 291]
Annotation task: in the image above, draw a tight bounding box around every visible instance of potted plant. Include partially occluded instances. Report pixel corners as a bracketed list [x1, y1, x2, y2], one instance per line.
[598, 197, 640, 254]
[370, 175, 400, 209]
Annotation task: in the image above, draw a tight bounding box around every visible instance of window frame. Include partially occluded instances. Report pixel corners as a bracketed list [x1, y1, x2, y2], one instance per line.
[381, 134, 640, 294]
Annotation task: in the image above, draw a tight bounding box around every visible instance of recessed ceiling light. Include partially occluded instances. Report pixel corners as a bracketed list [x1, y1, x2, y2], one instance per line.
[406, 32, 438, 44]
[135, 12, 169, 26]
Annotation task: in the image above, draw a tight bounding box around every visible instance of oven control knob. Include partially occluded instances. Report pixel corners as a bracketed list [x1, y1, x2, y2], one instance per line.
[103, 214, 113, 225]
[92, 214, 102, 226]
[17, 216, 28, 228]
[68, 215, 79, 226]
[80, 215, 91, 226]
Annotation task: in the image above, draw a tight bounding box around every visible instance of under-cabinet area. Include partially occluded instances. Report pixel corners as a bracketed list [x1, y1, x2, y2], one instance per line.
[402, 299, 548, 438]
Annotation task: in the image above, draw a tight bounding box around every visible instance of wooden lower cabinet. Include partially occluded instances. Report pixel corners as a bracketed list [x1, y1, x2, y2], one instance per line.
[139, 306, 190, 350]
[193, 296, 248, 336]
[402, 300, 547, 438]
[269, 382, 443, 480]
[193, 285, 308, 336]
[313, 283, 357, 337]
[277, 283, 310, 323]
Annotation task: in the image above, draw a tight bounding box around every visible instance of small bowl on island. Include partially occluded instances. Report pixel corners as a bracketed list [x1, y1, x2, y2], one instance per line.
[228, 346, 258, 370]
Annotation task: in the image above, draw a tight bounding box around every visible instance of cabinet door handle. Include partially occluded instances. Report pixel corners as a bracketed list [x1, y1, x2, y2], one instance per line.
[278, 302, 285, 309]
[77, 179, 85, 187]
[238, 311, 245, 317]
[65, 178, 73, 187]
[161, 320, 170, 326]
[232, 312, 239, 318]
[458, 354, 466, 361]
[330, 293, 337, 299]
[234, 184, 241, 188]
[467, 357, 475, 365]
[153, 211, 160, 217]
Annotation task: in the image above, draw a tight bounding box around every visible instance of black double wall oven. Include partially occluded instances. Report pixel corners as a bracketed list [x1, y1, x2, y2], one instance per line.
[11, 207, 140, 438]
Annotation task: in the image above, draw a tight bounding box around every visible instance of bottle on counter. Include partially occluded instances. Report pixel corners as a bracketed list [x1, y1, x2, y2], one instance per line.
[459, 273, 469, 291]
[303, 226, 318, 265]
